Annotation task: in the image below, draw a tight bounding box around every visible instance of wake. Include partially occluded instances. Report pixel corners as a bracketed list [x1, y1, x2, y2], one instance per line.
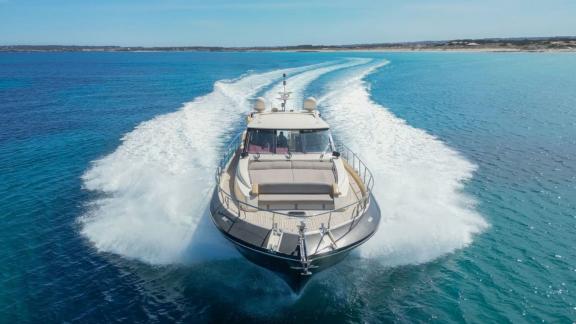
[262, 58, 371, 108]
[319, 60, 488, 266]
[80, 58, 487, 268]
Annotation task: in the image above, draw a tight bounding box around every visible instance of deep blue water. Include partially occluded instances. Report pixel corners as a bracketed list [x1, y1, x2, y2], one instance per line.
[0, 52, 575, 323]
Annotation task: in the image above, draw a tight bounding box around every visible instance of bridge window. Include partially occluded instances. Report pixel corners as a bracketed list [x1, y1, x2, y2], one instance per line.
[246, 129, 333, 154]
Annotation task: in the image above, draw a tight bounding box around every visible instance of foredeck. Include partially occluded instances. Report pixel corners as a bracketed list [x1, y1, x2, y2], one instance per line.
[216, 153, 369, 235]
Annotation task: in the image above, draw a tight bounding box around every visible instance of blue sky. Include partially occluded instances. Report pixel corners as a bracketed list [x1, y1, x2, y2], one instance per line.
[1, 0, 575, 46]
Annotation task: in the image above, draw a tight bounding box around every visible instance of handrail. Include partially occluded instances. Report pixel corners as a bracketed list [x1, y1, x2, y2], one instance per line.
[214, 132, 375, 233]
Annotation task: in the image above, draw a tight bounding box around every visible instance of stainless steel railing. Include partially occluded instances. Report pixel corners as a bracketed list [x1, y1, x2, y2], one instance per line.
[214, 133, 374, 234]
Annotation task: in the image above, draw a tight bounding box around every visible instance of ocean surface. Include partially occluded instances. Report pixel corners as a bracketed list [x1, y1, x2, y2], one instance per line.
[0, 52, 575, 323]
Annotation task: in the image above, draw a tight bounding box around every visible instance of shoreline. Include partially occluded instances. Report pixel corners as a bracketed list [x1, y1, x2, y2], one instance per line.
[1, 48, 575, 53]
[2, 37, 576, 54]
[268, 47, 576, 53]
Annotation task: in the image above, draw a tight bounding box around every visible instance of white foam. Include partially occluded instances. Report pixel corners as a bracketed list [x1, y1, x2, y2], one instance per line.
[80, 58, 487, 268]
[263, 58, 372, 109]
[319, 60, 489, 266]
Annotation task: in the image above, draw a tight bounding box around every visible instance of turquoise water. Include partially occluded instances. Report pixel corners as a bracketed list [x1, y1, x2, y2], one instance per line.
[0, 52, 575, 322]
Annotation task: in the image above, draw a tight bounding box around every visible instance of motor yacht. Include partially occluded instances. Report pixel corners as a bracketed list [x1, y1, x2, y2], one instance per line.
[209, 75, 381, 289]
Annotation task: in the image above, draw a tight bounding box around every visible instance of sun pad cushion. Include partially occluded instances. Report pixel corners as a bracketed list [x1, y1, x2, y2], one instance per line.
[248, 160, 336, 195]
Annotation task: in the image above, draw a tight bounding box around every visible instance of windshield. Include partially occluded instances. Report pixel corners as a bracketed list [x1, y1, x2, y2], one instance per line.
[246, 129, 332, 154]
[246, 129, 275, 153]
[300, 129, 332, 153]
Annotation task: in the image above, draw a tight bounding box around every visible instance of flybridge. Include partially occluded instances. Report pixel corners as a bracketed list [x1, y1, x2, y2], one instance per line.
[246, 112, 329, 130]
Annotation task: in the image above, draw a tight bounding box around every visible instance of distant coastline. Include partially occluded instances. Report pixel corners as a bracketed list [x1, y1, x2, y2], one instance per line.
[2, 36, 576, 53]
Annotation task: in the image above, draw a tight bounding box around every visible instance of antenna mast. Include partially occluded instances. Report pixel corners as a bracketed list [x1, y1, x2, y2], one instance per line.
[278, 73, 291, 111]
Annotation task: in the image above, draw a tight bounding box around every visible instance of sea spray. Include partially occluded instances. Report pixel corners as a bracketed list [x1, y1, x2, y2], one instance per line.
[319, 60, 488, 266]
[80, 58, 487, 268]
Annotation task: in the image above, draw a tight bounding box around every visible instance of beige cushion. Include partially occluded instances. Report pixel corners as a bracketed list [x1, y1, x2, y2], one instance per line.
[259, 182, 332, 194]
[292, 169, 335, 185]
[259, 194, 333, 203]
[291, 161, 333, 170]
[248, 160, 337, 196]
[249, 161, 291, 170]
[332, 183, 340, 197]
[249, 169, 292, 185]
[251, 183, 259, 195]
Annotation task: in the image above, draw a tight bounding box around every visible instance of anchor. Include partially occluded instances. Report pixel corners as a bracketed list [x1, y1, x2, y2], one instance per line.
[290, 221, 318, 275]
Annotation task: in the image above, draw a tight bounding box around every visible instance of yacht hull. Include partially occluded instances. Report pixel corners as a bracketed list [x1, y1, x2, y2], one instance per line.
[233, 241, 353, 291]
[209, 189, 381, 290]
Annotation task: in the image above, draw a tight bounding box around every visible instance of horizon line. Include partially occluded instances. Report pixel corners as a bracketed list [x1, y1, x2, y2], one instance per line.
[2, 35, 576, 49]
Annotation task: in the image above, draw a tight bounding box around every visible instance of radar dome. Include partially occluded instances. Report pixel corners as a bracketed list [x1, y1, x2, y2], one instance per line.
[303, 97, 317, 112]
[254, 97, 266, 112]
